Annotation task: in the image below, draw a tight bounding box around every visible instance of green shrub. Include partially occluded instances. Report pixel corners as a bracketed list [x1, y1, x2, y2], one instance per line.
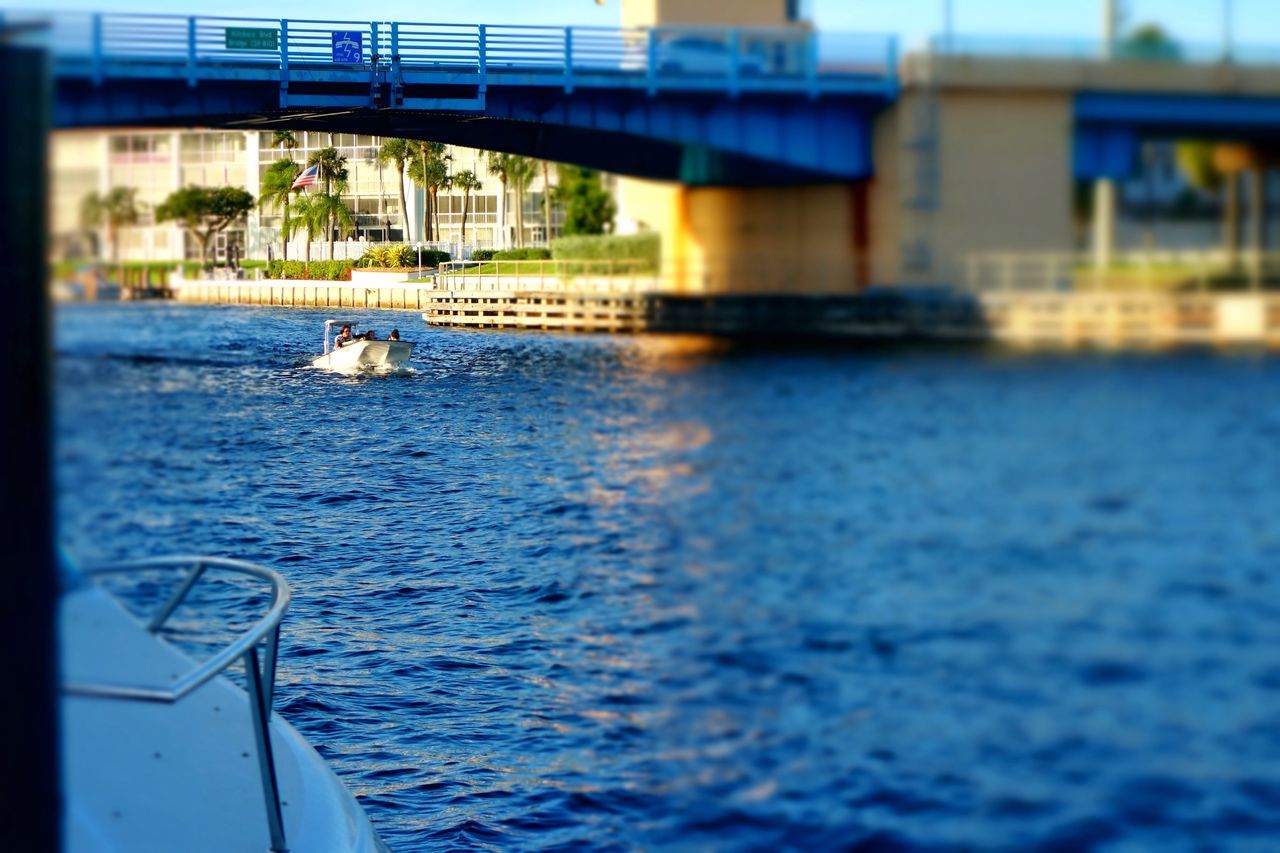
[355, 244, 450, 269]
[551, 232, 659, 269]
[266, 260, 354, 281]
[492, 247, 552, 261]
[471, 249, 496, 261]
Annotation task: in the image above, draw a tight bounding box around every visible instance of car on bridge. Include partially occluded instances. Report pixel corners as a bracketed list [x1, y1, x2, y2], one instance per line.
[655, 35, 776, 77]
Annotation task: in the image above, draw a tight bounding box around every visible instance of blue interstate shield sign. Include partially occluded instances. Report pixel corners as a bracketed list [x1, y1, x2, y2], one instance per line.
[332, 31, 363, 63]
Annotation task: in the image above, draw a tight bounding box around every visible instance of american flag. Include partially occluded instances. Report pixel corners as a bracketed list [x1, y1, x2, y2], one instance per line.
[291, 164, 320, 190]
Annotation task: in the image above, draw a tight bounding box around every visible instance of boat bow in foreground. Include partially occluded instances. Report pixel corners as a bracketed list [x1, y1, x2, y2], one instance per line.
[61, 555, 388, 853]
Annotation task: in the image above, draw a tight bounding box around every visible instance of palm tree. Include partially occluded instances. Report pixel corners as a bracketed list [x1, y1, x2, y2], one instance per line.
[508, 156, 537, 247]
[376, 138, 413, 241]
[311, 192, 357, 250]
[285, 192, 323, 269]
[541, 160, 555, 246]
[259, 159, 300, 261]
[485, 153, 536, 247]
[452, 170, 482, 245]
[430, 167, 452, 242]
[409, 141, 448, 242]
[271, 130, 299, 151]
[407, 146, 429, 242]
[80, 187, 141, 263]
[306, 146, 351, 259]
[486, 152, 515, 248]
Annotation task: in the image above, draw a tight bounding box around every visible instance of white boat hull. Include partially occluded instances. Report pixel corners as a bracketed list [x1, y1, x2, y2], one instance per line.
[311, 340, 413, 373]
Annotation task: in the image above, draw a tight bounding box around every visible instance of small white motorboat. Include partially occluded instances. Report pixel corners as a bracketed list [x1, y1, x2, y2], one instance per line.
[310, 320, 413, 373]
[62, 555, 389, 852]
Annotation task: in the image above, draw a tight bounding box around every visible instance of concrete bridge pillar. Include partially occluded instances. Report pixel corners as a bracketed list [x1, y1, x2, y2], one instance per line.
[1092, 178, 1115, 271]
[617, 0, 852, 295]
[622, 180, 868, 294]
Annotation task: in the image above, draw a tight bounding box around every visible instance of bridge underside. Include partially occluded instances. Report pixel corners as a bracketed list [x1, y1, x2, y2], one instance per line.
[1075, 92, 1280, 179]
[55, 77, 881, 186]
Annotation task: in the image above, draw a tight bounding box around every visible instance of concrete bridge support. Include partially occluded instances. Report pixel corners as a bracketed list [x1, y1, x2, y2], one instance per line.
[614, 0, 870, 296]
[620, 179, 868, 294]
[1093, 179, 1115, 272]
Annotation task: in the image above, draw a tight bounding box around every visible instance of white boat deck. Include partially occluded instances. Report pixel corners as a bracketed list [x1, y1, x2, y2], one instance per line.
[62, 584, 384, 853]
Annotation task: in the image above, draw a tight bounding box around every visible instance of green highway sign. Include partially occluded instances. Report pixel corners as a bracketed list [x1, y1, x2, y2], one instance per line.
[225, 27, 278, 51]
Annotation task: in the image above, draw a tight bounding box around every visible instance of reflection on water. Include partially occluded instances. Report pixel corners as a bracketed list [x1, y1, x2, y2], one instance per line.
[56, 303, 1280, 849]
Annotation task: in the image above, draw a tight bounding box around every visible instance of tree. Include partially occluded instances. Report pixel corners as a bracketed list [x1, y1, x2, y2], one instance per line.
[271, 130, 299, 151]
[555, 166, 616, 235]
[1119, 23, 1180, 61]
[541, 160, 556, 244]
[80, 187, 141, 263]
[155, 186, 254, 265]
[259, 159, 301, 261]
[485, 153, 537, 246]
[376, 138, 414, 240]
[306, 146, 351, 259]
[310, 192, 357, 249]
[485, 152, 513, 248]
[409, 142, 449, 242]
[284, 192, 323, 267]
[452, 170, 482, 245]
[1174, 141, 1224, 194]
[507, 156, 538, 247]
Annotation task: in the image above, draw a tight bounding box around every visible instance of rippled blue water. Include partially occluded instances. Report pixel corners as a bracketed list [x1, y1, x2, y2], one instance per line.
[55, 302, 1280, 850]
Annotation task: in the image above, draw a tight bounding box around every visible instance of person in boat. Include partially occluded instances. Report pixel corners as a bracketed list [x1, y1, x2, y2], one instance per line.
[362, 329, 377, 341]
[388, 329, 400, 341]
[334, 324, 353, 348]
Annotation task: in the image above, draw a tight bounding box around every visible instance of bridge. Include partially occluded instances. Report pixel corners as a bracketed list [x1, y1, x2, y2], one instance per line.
[12, 12, 897, 185]
[9, 5, 1280, 294]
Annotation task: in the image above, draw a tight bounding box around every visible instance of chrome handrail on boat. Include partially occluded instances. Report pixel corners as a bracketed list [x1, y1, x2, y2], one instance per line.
[63, 555, 293, 853]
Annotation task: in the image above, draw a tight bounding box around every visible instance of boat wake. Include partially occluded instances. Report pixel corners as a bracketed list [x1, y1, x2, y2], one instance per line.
[303, 360, 416, 377]
[58, 351, 255, 370]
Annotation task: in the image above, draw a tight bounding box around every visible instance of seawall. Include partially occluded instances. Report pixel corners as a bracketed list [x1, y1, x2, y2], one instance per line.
[170, 277, 1280, 348]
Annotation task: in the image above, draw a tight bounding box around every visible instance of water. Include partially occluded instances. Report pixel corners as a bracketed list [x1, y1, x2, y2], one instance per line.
[56, 302, 1280, 850]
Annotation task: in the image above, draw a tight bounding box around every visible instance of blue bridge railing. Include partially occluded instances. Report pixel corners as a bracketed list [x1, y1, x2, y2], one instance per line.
[3, 11, 900, 106]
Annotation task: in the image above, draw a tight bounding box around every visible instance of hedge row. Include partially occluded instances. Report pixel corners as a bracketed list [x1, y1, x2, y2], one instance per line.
[551, 233, 659, 268]
[265, 260, 355, 281]
[54, 259, 268, 282]
[471, 248, 552, 261]
[498, 247, 552, 261]
[54, 260, 201, 282]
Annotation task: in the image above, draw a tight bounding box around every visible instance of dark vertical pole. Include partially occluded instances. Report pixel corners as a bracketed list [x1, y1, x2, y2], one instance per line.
[0, 41, 57, 852]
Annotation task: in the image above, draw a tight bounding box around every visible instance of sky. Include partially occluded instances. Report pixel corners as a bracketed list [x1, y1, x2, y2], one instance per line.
[11, 0, 1280, 50]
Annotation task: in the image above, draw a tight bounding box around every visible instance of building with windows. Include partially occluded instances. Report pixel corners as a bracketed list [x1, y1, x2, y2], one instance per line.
[51, 129, 580, 263]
